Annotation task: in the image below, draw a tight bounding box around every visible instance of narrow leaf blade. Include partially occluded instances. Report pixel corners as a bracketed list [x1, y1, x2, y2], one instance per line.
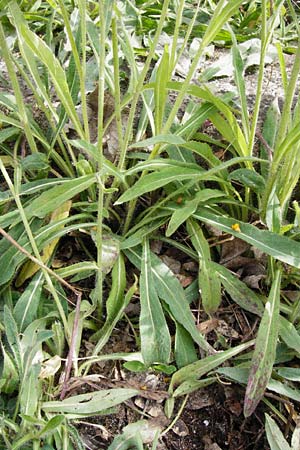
[140, 240, 171, 366]
[244, 270, 281, 417]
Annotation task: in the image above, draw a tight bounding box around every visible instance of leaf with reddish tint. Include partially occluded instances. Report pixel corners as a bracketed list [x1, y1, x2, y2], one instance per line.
[244, 270, 281, 417]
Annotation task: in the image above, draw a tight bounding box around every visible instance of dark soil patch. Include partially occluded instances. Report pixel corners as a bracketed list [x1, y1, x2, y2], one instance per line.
[74, 382, 270, 449]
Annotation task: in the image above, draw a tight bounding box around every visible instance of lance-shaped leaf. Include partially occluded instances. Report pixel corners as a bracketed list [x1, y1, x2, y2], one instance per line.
[13, 272, 44, 332]
[193, 207, 300, 268]
[154, 45, 170, 134]
[213, 262, 264, 316]
[116, 156, 260, 205]
[169, 340, 253, 394]
[166, 189, 225, 237]
[187, 218, 221, 313]
[244, 270, 281, 417]
[125, 246, 213, 353]
[265, 413, 291, 450]
[9, 1, 84, 138]
[26, 175, 95, 219]
[139, 239, 171, 366]
[42, 389, 139, 416]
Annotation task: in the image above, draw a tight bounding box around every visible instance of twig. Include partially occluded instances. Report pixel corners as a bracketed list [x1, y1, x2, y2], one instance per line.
[255, 130, 273, 161]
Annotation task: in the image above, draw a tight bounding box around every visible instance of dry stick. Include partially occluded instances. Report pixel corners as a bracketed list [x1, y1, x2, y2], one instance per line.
[255, 130, 273, 161]
[0, 227, 82, 396]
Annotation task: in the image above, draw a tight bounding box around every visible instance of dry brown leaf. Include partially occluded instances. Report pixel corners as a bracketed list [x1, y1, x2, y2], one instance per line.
[172, 419, 189, 437]
[197, 319, 219, 335]
[220, 237, 249, 264]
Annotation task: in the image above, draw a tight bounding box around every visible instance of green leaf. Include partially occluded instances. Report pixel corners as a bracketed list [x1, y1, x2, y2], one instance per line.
[116, 166, 201, 205]
[187, 219, 221, 313]
[117, 156, 262, 204]
[13, 272, 43, 332]
[261, 99, 280, 177]
[0, 345, 19, 394]
[217, 366, 249, 384]
[279, 316, 300, 354]
[193, 207, 300, 268]
[265, 413, 291, 450]
[174, 323, 198, 369]
[42, 389, 139, 416]
[166, 189, 225, 237]
[292, 421, 300, 450]
[19, 363, 41, 416]
[173, 377, 216, 398]
[121, 217, 167, 249]
[124, 158, 201, 176]
[139, 239, 171, 365]
[26, 174, 96, 219]
[214, 263, 264, 316]
[125, 246, 213, 353]
[169, 340, 253, 393]
[230, 27, 250, 140]
[166, 197, 199, 237]
[0, 220, 40, 285]
[9, 1, 84, 138]
[228, 168, 265, 193]
[38, 415, 65, 438]
[20, 153, 49, 173]
[244, 270, 281, 417]
[266, 185, 281, 233]
[3, 306, 23, 375]
[276, 367, 300, 382]
[130, 134, 186, 148]
[0, 126, 20, 143]
[154, 45, 170, 134]
[90, 256, 136, 349]
[108, 419, 164, 450]
[267, 378, 300, 403]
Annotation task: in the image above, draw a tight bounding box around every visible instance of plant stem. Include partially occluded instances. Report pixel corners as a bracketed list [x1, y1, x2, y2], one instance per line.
[248, 0, 285, 156]
[94, 0, 107, 316]
[121, 0, 171, 233]
[261, 27, 300, 219]
[0, 23, 37, 153]
[57, 0, 90, 141]
[275, 39, 300, 148]
[112, 16, 127, 170]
